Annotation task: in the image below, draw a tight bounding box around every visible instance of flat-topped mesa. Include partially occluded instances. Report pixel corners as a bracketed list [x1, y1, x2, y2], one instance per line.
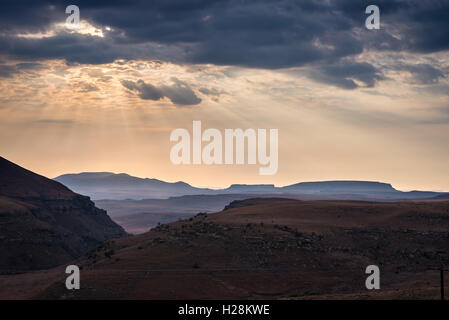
[282, 181, 397, 194]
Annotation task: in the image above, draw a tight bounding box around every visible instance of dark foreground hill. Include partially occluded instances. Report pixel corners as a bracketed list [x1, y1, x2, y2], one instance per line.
[1, 198, 448, 299]
[0, 157, 127, 272]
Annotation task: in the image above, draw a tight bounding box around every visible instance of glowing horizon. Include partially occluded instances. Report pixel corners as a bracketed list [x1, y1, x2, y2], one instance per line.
[1, 2, 448, 192]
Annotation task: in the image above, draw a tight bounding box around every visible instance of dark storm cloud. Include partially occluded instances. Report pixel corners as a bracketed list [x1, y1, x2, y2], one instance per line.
[122, 80, 164, 100]
[0, 1, 61, 32]
[0, 0, 448, 87]
[160, 78, 202, 105]
[308, 61, 385, 89]
[0, 33, 135, 65]
[121, 78, 202, 106]
[354, 0, 449, 54]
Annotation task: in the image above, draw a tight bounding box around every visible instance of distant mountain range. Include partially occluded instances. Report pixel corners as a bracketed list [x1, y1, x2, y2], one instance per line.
[54, 172, 446, 200]
[54, 172, 209, 199]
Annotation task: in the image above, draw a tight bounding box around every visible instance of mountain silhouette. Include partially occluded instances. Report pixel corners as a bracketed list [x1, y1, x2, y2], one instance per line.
[55, 172, 443, 200]
[0, 156, 127, 272]
[55, 172, 211, 200]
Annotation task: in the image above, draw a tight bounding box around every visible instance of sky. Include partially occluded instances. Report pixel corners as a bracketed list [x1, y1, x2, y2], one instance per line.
[0, 0, 448, 191]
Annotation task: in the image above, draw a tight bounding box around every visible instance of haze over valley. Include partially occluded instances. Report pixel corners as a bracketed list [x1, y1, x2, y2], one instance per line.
[55, 171, 448, 234]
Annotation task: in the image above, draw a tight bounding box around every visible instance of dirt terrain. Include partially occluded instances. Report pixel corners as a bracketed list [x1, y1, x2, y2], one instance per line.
[1, 198, 448, 299]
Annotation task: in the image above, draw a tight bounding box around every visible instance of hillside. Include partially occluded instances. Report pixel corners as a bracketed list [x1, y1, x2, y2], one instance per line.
[0, 157, 127, 272]
[0, 158, 74, 199]
[2, 198, 448, 299]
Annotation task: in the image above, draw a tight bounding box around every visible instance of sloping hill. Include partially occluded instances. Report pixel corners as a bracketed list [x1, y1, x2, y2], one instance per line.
[3, 198, 448, 299]
[0, 157, 73, 199]
[0, 156, 127, 272]
[54, 172, 211, 200]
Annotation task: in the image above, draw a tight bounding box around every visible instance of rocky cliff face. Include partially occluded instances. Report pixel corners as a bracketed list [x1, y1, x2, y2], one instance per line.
[0, 156, 127, 272]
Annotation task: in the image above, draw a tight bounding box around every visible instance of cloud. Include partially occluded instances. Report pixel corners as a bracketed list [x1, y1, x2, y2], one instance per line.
[0, 0, 448, 90]
[0, 62, 49, 77]
[307, 61, 384, 89]
[0, 65, 17, 78]
[77, 82, 100, 93]
[0, 1, 446, 65]
[122, 79, 163, 100]
[15, 62, 49, 71]
[332, 0, 449, 53]
[399, 63, 446, 85]
[199, 87, 225, 96]
[121, 78, 201, 106]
